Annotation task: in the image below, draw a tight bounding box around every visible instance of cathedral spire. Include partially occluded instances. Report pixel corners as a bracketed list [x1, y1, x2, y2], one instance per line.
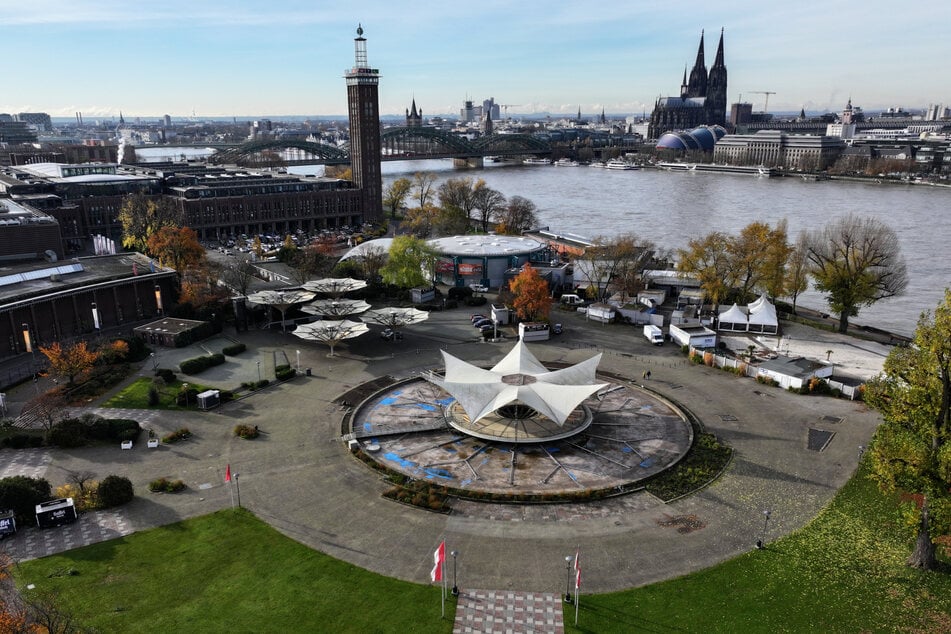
[712, 28, 725, 68]
[686, 30, 708, 98]
[693, 30, 706, 72]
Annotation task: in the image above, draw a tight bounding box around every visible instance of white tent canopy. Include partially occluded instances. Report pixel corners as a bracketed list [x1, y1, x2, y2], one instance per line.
[748, 297, 778, 333]
[426, 340, 607, 426]
[718, 303, 748, 332]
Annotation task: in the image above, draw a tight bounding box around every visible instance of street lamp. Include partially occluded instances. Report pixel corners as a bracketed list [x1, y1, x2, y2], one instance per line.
[757, 510, 771, 549]
[182, 382, 189, 408]
[564, 555, 573, 603]
[150, 352, 157, 369]
[450, 550, 459, 596]
[256, 361, 261, 382]
[296, 349, 301, 373]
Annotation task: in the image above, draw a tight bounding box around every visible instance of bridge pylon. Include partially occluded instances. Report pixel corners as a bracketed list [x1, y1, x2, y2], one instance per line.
[453, 157, 484, 169]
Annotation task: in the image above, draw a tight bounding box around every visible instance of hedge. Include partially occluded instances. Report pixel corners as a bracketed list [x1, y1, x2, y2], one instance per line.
[97, 475, 134, 508]
[222, 343, 247, 356]
[179, 353, 226, 375]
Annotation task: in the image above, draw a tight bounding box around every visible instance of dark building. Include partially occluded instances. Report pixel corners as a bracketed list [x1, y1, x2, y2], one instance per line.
[648, 30, 727, 139]
[345, 25, 383, 223]
[405, 99, 423, 127]
[16, 112, 53, 132]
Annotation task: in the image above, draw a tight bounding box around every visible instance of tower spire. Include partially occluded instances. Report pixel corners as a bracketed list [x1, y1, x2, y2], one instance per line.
[686, 30, 708, 98]
[713, 27, 725, 68]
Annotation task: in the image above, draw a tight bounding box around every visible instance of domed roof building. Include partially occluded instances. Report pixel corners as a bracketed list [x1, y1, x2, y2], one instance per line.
[656, 125, 727, 152]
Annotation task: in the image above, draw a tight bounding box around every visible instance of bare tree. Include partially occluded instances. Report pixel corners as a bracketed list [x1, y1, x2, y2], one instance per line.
[220, 259, 259, 297]
[66, 470, 97, 494]
[806, 214, 908, 333]
[412, 172, 438, 209]
[577, 233, 656, 302]
[785, 232, 810, 313]
[494, 196, 538, 235]
[359, 244, 388, 283]
[471, 183, 506, 233]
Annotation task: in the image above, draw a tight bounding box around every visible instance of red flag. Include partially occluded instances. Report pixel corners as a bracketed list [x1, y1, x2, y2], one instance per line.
[431, 540, 445, 582]
[574, 550, 581, 590]
[225, 464, 231, 483]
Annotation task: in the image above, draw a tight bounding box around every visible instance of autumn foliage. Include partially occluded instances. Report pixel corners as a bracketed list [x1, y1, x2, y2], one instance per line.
[39, 341, 98, 385]
[146, 226, 205, 274]
[509, 264, 551, 322]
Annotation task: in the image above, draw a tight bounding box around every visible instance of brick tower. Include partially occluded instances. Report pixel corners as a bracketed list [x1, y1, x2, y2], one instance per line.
[345, 24, 382, 223]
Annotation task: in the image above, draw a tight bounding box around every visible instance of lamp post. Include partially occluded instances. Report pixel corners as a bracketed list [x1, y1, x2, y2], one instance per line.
[450, 550, 459, 596]
[183, 382, 189, 408]
[150, 352, 157, 370]
[564, 555, 573, 603]
[256, 361, 261, 382]
[757, 509, 771, 549]
[296, 349, 301, 373]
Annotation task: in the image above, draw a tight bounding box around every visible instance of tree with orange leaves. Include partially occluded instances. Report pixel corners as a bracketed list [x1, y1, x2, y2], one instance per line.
[179, 262, 232, 309]
[146, 226, 205, 276]
[39, 341, 98, 386]
[509, 263, 551, 322]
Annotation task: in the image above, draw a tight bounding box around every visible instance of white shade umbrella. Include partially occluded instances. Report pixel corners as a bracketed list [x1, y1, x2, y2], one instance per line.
[246, 289, 316, 333]
[302, 298, 371, 319]
[302, 278, 368, 299]
[362, 307, 430, 329]
[294, 319, 369, 357]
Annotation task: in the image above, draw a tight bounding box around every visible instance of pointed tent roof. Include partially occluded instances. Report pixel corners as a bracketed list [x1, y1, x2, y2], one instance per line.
[427, 340, 607, 426]
[719, 303, 748, 325]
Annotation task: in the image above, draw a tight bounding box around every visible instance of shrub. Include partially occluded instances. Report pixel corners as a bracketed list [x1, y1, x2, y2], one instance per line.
[275, 365, 296, 381]
[447, 287, 473, 300]
[148, 477, 186, 493]
[162, 428, 192, 443]
[179, 353, 226, 375]
[49, 418, 89, 448]
[155, 368, 176, 384]
[220, 390, 235, 402]
[465, 296, 488, 306]
[147, 385, 160, 406]
[55, 483, 95, 511]
[222, 343, 247, 356]
[234, 424, 259, 440]
[1, 433, 43, 449]
[255, 379, 270, 389]
[176, 387, 200, 407]
[97, 475, 134, 508]
[0, 475, 52, 524]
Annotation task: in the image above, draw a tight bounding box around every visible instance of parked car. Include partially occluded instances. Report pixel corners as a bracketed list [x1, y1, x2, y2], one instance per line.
[469, 284, 489, 293]
[552, 323, 563, 335]
[470, 314, 487, 323]
[473, 318, 493, 328]
[478, 324, 496, 334]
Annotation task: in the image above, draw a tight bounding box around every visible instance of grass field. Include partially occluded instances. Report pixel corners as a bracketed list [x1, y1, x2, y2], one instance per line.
[101, 377, 210, 411]
[15, 465, 951, 633]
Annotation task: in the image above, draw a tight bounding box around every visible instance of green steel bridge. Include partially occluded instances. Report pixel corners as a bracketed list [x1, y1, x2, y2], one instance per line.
[208, 127, 553, 166]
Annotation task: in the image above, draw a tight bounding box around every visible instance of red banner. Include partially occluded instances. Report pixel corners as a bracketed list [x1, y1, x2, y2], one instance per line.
[457, 263, 483, 276]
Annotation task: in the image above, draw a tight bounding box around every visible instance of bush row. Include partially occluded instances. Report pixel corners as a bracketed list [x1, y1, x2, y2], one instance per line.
[234, 424, 259, 440]
[179, 353, 225, 375]
[222, 343, 246, 356]
[149, 477, 186, 493]
[275, 364, 296, 381]
[49, 415, 141, 448]
[162, 428, 191, 443]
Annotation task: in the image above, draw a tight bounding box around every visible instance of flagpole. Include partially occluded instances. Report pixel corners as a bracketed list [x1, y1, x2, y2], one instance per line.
[229, 480, 235, 509]
[234, 473, 241, 508]
[574, 547, 580, 626]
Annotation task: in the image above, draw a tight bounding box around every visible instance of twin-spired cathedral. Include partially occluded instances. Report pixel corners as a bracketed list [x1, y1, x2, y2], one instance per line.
[647, 29, 727, 140]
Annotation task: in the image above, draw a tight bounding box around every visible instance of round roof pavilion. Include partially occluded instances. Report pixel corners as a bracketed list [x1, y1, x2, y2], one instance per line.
[427, 235, 545, 258]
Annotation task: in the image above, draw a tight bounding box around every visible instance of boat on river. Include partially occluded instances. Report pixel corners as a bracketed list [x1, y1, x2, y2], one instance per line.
[605, 159, 638, 170]
[523, 157, 551, 165]
[555, 158, 580, 167]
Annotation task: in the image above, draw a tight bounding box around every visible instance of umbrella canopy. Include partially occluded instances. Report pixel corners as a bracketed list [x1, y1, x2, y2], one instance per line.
[294, 319, 369, 356]
[302, 278, 368, 298]
[302, 298, 371, 319]
[246, 289, 316, 333]
[362, 307, 430, 329]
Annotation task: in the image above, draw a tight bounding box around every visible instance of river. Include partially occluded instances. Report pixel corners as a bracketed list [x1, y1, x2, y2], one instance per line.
[138, 148, 951, 336]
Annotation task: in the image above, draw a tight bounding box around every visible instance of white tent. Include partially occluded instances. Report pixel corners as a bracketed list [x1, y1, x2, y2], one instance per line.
[426, 340, 607, 426]
[748, 296, 779, 334]
[718, 303, 748, 332]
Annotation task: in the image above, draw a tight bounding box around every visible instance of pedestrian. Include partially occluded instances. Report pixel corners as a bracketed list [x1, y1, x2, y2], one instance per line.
[646, 370, 652, 380]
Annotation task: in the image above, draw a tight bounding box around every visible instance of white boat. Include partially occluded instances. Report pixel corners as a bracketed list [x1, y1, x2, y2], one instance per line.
[589, 161, 606, 168]
[555, 158, 580, 167]
[523, 157, 551, 165]
[605, 159, 638, 170]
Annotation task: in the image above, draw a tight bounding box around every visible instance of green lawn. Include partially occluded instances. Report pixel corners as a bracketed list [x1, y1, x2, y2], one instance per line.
[16, 509, 455, 634]
[102, 377, 211, 410]
[15, 466, 951, 633]
[567, 465, 951, 633]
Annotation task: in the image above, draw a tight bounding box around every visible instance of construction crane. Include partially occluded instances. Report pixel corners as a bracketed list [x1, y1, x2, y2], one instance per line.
[750, 91, 776, 115]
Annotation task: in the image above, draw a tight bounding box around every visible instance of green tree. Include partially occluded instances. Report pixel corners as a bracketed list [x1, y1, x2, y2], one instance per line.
[381, 235, 435, 288]
[118, 193, 183, 253]
[730, 220, 791, 302]
[578, 233, 656, 302]
[806, 214, 908, 333]
[865, 288, 951, 570]
[383, 177, 412, 219]
[412, 172, 438, 209]
[0, 476, 52, 525]
[509, 264, 551, 322]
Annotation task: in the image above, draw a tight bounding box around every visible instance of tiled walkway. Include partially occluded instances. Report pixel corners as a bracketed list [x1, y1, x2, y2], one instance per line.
[5, 509, 134, 561]
[454, 589, 564, 634]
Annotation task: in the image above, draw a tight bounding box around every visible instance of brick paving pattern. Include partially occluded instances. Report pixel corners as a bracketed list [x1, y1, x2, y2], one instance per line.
[454, 590, 564, 634]
[0, 447, 51, 479]
[5, 509, 133, 562]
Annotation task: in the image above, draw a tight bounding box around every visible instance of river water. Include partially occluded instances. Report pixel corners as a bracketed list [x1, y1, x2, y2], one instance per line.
[137, 148, 951, 336]
[373, 159, 951, 337]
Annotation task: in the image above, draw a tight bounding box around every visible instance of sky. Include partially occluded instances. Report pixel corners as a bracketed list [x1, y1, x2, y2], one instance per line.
[2, 0, 949, 120]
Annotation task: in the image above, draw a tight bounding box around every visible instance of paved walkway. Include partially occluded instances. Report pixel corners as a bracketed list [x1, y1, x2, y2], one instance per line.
[454, 590, 564, 634]
[0, 308, 883, 596]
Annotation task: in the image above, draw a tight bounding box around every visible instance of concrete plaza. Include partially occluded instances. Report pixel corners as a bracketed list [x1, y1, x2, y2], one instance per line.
[0, 306, 884, 595]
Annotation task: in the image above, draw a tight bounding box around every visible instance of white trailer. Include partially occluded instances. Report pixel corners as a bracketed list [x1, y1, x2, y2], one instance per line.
[669, 323, 717, 348]
[643, 324, 664, 345]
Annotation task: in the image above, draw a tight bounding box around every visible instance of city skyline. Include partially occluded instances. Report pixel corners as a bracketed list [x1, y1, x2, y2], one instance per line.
[2, 0, 949, 120]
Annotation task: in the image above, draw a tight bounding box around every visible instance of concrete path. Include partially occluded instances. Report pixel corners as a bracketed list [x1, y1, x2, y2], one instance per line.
[0, 308, 883, 597]
[454, 590, 565, 634]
